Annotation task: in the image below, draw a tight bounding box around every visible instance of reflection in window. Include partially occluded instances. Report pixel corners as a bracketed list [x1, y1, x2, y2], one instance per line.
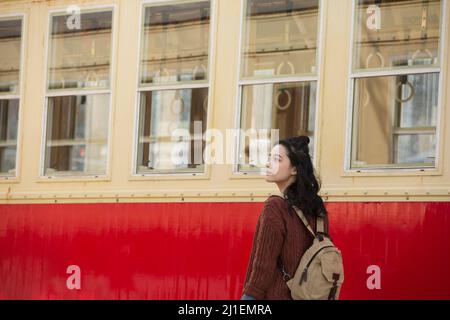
[43, 9, 113, 176]
[136, 1, 211, 175]
[137, 89, 207, 173]
[140, 1, 210, 85]
[0, 17, 22, 177]
[239, 82, 316, 172]
[0, 99, 19, 175]
[48, 11, 113, 90]
[354, 0, 441, 70]
[0, 18, 22, 94]
[350, 0, 443, 170]
[241, 0, 319, 78]
[44, 95, 109, 175]
[237, 0, 320, 173]
[352, 73, 438, 168]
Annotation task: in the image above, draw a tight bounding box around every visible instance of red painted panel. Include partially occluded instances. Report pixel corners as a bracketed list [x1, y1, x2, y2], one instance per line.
[0, 201, 449, 300]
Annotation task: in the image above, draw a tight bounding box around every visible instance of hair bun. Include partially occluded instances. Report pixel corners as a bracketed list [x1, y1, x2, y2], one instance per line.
[287, 136, 310, 154]
[298, 136, 310, 147]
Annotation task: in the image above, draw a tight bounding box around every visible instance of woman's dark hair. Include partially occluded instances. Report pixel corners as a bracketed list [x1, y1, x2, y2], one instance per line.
[277, 136, 327, 218]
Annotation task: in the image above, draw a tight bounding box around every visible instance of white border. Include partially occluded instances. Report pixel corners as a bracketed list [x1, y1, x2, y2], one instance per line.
[130, 0, 217, 178]
[39, 4, 118, 181]
[0, 13, 26, 181]
[344, 0, 448, 174]
[232, 0, 325, 176]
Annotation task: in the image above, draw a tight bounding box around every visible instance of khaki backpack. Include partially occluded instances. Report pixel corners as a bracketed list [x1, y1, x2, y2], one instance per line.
[273, 195, 344, 300]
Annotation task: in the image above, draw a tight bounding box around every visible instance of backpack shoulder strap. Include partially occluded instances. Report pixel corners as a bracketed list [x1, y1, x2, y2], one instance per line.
[292, 206, 315, 237]
[317, 216, 325, 234]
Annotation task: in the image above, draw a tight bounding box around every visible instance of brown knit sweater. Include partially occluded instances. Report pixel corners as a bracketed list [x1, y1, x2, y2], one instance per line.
[242, 195, 329, 300]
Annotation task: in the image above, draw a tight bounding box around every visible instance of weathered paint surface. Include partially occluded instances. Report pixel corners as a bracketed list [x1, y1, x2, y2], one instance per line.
[0, 202, 449, 299]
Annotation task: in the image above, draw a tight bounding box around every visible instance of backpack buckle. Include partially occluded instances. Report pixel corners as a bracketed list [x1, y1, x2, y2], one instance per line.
[279, 266, 292, 282]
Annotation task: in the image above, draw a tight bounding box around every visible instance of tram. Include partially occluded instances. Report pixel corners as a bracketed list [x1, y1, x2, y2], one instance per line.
[0, 0, 449, 299]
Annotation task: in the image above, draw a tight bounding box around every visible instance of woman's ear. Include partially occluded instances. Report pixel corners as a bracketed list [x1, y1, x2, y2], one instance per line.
[291, 167, 297, 176]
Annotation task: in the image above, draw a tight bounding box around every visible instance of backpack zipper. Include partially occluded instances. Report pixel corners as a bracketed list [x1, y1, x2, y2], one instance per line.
[300, 245, 334, 285]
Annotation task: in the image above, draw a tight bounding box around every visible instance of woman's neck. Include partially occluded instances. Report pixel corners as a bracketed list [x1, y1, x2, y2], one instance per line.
[276, 177, 296, 194]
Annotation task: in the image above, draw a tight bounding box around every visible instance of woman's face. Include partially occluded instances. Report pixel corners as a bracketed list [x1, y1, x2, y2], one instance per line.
[265, 145, 297, 183]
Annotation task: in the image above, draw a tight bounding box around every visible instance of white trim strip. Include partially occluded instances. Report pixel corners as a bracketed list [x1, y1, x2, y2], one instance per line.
[138, 83, 209, 92]
[0, 95, 21, 100]
[238, 76, 318, 86]
[350, 67, 441, 79]
[46, 89, 111, 97]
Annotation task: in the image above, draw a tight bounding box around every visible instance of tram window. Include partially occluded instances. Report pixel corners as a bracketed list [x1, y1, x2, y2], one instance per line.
[136, 1, 211, 175]
[236, 0, 320, 174]
[47, 11, 112, 90]
[0, 17, 23, 177]
[44, 94, 109, 175]
[43, 9, 114, 176]
[349, 0, 443, 170]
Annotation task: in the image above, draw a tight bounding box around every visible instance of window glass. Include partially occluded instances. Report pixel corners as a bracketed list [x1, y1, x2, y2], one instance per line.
[237, 0, 320, 173]
[238, 82, 316, 171]
[0, 17, 22, 177]
[137, 88, 208, 173]
[353, 0, 441, 71]
[351, 73, 438, 168]
[136, 1, 211, 175]
[140, 1, 210, 85]
[47, 11, 113, 90]
[44, 94, 110, 175]
[241, 0, 319, 78]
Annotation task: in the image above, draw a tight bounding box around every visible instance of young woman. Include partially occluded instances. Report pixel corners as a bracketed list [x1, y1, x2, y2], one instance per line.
[241, 135, 329, 300]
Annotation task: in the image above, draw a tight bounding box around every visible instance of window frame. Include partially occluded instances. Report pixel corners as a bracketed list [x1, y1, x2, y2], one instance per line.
[231, 0, 326, 177]
[344, 0, 448, 176]
[130, 0, 218, 180]
[39, 4, 118, 181]
[0, 13, 26, 182]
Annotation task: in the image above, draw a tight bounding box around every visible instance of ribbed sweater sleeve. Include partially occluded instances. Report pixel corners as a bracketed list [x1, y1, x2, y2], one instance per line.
[243, 201, 285, 299]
